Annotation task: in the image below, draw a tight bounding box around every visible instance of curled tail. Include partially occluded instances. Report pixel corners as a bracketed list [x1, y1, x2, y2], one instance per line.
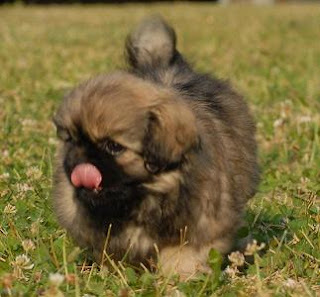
[125, 16, 177, 69]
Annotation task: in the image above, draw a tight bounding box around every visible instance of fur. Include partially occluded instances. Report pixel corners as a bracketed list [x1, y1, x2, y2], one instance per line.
[52, 16, 259, 278]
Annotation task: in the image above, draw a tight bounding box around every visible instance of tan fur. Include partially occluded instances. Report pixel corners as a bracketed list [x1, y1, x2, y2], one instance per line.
[116, 150, 148, 179]
[53, 72, 258, 276]
[159, 245, 213, 280]
[52, 19, 259, 279]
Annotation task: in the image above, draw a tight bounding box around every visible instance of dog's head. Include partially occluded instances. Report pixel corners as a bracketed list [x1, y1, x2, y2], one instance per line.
[53, 72, 198, 208]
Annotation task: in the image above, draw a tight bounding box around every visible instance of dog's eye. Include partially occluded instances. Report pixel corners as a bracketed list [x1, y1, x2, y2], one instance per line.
[103, 139, 125, 156]
[57, 128, 72, 142]
[145, 162, 164, 174]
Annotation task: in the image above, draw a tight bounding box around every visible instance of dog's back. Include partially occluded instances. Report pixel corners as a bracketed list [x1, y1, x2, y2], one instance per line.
[126, 16, 259, 200]
[124, 17, 260, 277]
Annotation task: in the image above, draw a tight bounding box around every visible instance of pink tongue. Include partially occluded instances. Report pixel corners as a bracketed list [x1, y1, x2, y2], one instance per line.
[71, 163, 102, 190]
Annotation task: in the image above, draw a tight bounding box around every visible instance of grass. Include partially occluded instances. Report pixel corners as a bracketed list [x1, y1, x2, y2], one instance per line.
[0, 3, 319, 296]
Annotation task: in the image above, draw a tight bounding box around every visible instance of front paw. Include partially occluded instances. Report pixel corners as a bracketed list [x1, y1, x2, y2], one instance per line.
[159, 245, 211, 280]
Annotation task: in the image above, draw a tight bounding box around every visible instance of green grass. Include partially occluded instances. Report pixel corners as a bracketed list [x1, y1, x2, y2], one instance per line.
[0, 3, 319, 296]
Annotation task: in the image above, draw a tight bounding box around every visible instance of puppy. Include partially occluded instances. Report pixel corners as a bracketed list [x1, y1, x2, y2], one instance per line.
[52, 16, 259, 278]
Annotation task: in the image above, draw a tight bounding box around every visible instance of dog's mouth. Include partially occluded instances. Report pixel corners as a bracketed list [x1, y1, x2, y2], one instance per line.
[70, 162, 144, 215]
[71, 163, 103, 191]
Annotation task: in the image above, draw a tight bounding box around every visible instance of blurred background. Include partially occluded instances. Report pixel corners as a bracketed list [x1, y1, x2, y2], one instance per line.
[0, 0, 319, 295]
[1, 0, 319, 4]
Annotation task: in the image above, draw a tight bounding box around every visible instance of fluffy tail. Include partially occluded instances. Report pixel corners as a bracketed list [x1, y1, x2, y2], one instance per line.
[125, 16, 177, 69]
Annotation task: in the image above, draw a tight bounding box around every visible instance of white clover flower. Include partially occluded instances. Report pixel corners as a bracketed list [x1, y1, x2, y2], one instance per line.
[224, 265, 239, 278]
[12, 255, 34, 269]
[228, 251, 245, 267]
[273, 118, 285, 128]
[22, 239, 36, 252]
[4, 204, 17, 215]
[16, 183, 33, 193]
[0, 172, 10, 180]
[11, 254, 34, 280]
[244, 240, 266, 256]
[283, 278, 298, 290]
[0, 189, 10, 198]
[49, 273, 64, 287]
[21, 118, 37, 127]
[2, 150, 9, 158]
[26, 167, 42, 179]
[297, 115, 312, 124]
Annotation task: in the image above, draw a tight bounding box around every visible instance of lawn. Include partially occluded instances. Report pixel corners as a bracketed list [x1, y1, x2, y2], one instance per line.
[0, 3, 319, 296]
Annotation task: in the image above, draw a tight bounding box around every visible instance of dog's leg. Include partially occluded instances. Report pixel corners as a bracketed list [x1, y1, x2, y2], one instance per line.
[159, 245, 213, 280]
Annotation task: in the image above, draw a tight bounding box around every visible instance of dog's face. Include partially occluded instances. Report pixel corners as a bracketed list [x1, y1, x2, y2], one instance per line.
[53, 72, 198, 210]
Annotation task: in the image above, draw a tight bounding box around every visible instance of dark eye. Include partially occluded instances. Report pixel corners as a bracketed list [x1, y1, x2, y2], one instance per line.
[145, 162, 163, 174]
[103, 139, 125, 156]
[57, 128, 72, 142]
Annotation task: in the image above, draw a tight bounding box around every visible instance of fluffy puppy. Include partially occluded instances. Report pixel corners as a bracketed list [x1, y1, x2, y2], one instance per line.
[53, 16, 259, 278]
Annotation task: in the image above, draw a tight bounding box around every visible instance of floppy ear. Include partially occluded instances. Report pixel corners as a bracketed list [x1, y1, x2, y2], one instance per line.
[52, 90, 82, 140]
[144, 100, 198, 165]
